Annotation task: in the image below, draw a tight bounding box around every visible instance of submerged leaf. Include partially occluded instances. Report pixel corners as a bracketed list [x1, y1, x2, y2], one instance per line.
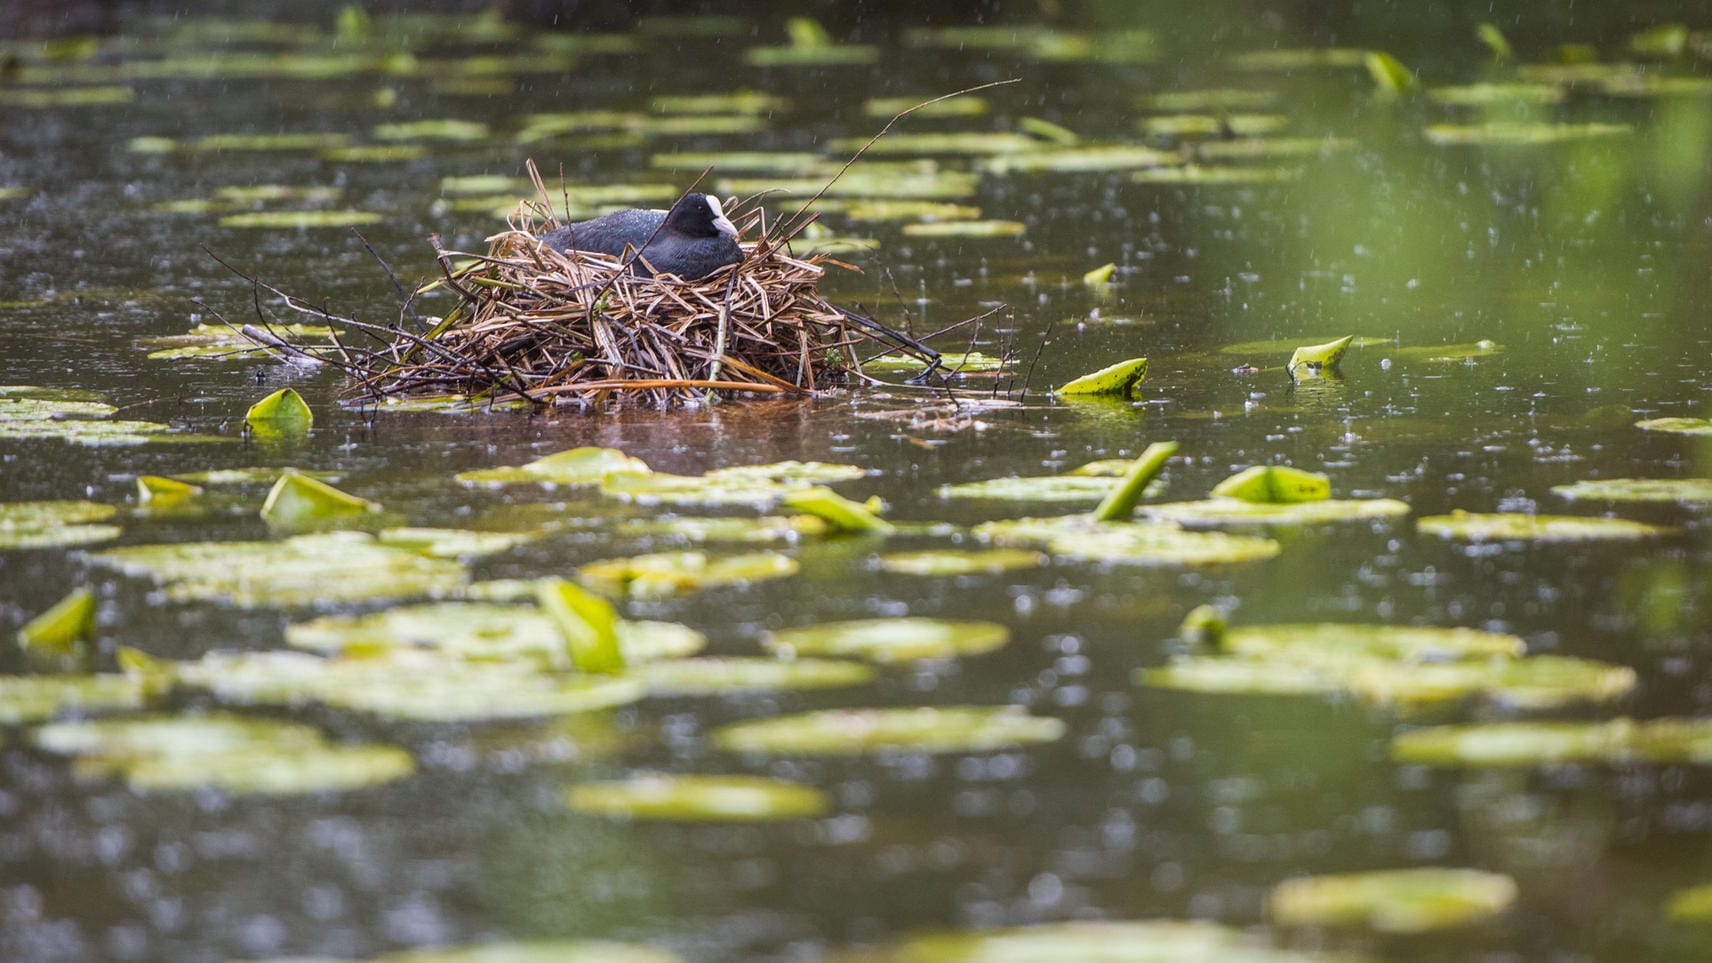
[567, 773, 829, 821]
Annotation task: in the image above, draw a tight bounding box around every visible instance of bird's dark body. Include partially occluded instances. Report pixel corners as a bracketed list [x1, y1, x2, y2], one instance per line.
[539, 193, 741, 280]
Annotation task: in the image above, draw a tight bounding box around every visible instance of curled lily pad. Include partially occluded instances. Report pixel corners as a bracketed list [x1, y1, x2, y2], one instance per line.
[1391, 717, 1712, 767]
[31, 713, 412, 795]
[566, 773, 829, 822]
[457, 446, 651, 487]
[764, 618, 1009, 663]
[779, 487, 893, 534]
[714, 707, 1066, 756]
[975, 516, 1281, 566]
[633, 657, 875, 695]
[0, 674, 146, 725]
[1142, 498, 1411, 527]
[16, 587, 96, 670]
[580, 550, 799, 597]
[875, 549, 1045, 575]
[90, 532, 467, 607]
[246, 387, 312, 435]
[174, 649, 645, 722]
[537, 577, 624, 674]
[886, 919, 1348, 962]
[1056, 357, 1148, 397]
[1636, 417, 1712, 436]
[1417, 511, 1673, 542]
[1211, 465, 1331, 504]
[1288, 336, 1353, 379]
[137, 475, 203, 506]
[261, 471, 380, 531]
[0, 500, 121, 549]
[1553, 478, 1712, 504]
[1269, 868, 1516, 933]
[286, 602, 703, 664]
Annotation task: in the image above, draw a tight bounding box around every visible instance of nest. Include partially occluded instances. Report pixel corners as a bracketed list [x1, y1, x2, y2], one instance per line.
[235, 174, 941, 409]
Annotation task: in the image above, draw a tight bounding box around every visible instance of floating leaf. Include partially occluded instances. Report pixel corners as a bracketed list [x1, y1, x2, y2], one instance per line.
[1629, 23, 1690, 58]
[1417, 511, 1673, 542]
[1141, 658, 1344, 696]
[1429, 82, 1564, 106]
[828, 133, 1043, 156]
[260, 471, 379, 531]
[1139, 113, 1289, 137]
[1142, 498, 1411, 527]
[713, 706, 1066, 755]
[370, 943, 681, 963]
[649, 91, 790, 114]
[1391, 717, 1712, 767]
[537, 577, 624, 674]
[1636, 417, 1712, 436]
[219, 209, 384, 228]
[1132, 164, 1306, 184]
[901, 219, 1027, 238]
[600, 471, 799, 508]
[651, 150, 825, 174]
[319, 144, 427, 163]
[1393, 339, 1503, 362]
[1476, 22, 1513, 60]
[1211, 465, 1331, 504]
[619, 514, 827, 544]
[0, 385, 117, 420]
[864, 95, 989, 118]
[744, 42, 880, 67]
[136, 475, 203, 506]
[1349, 655, 1636, 709]
[245, 387, 313, 435]
[1270, 868, 1516, 933]
[778, 487, 893, 534]
[1082, 262, 1117, 285]
[16, 587, 97, 670]
[718, 169, 979, 200]
[1287, 336, 1353, 379]
[1219, 336, 1389, 356]
[1667, 884, 1712, 922]
[1552, 478, 1712, 505]
[976, 516, 1281, 566]
[706, 461, 868, 484]
[170, 466, 341, 486]
[286, 602, 703, 664]
[764, 618, 1009, 663]
[175, 649, 645, 722]
[0, 85, 135, 107]
[32, 712, 412, 795]
[1365, 51, 1419, 94]
[867, 351, 1008, 373]
[886, 919, 1353, 962]
[1056, 357, 1148, 396]
[567, 773, 829, 822]
[456, 445, 652, 487]
[1424, 121, 1632, 145]
[376, 527, 533, 559]
[875, 549, 1045, 576]
[373, 119, 490, 141]
[90, 532, 466, 607]
[633, 657, 875, 695]
[0, 674, 145, 725]
[1221, 623, 1525, 663]
[0, 500, 122, 549]
[580, 551, 799, 598]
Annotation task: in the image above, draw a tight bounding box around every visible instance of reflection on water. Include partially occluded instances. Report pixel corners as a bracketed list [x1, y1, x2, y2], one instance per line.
[2, 2, 1712, 961]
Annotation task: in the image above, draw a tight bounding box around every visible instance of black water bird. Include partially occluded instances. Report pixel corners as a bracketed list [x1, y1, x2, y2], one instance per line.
[538, 193, 742, 280]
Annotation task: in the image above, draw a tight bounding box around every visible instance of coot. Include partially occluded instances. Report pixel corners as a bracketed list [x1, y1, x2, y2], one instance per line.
[539, 193, 741, 280]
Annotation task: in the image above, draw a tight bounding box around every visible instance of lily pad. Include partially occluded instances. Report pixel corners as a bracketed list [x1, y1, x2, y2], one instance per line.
[0, 390, 118, 420]
[16, 587, 97, 669]
[566, 773, 829, 821]
[616, 514, 828, 544]
[246, 386, 313, 435]
[219, 209, 384, 228]
[1429, 82, 1567, 106]
[1424, 121, 1633, 145]
[1348, 655, 1636, 709]
[260, 471, 380, 531]
[170, 466, 342, 485]
[0, 674, 146, 725]
[938, 471, 1130, 503]
[875, 549, 1045, 575]
[1417, 511, 1673, 542]
[1269, 868, 1517, 933]
[1140, 658, 1344, 696]
[0, 85, 135, 107]
[1636, 417, 1712, 436]
[1056, 357, 1148, 396]
[633, 657, 876, 695]
[0, 500, 122, 549]
[1288, 336, 1354, 378]
[885, 919, 1355, 962]
[1391, 717, 1712, 767]
[1210, 465, 1332, 504]
[650, 150, 826, 174]
[31, 713, 412, 795]
[649, 91, 790, 114]
[375, 941, 682, 963]
[975, 516, 1282, 566]
[779, 487, 893, 534]
[0, 417, 218, 446]
[580, 550, 799, 597]
[174, 649, 646, 722]
[764, 618, 1009, 663]
[286, 602, 704, 664]
[867, 351, 1008, 373]
[979, 145, 1178, 174]
[1218, 336, 1389, 356]
[713, 706, 1066, 755]
[1552, 478, 1712, 505]
[901, 219, 1027, 238]
[744, 43, 880, 67]
[373, 119, 490, 141]
[1667, 884, 1712, 922]
[1142, 498, 1411, 527]
[600, 471, 801, 508]
[90, 532, 467, 607]
[706, 461, 868, 484]
[717, 170, 979, 200]
[457, 446, 652, 487]
[1139, 114, 1288, 138]
[537, 577, 625, 674]
[1222, 622, 1526, 662]
[1131, 164, 1306, 184]
[376, 527, 535, 559]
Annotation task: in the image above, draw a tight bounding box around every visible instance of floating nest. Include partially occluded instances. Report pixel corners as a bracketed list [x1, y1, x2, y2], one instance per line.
[236, 173, 941, 409]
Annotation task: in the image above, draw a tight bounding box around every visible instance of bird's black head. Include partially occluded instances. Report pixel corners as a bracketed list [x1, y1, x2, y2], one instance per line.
[665, 193, 739, 240]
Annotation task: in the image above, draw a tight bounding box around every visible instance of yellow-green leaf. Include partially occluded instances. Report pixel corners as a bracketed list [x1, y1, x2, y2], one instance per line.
[260, 471, 378, 530]
[1287, 335, 1353, 379]
[1366, 51, 1418, 94]
[17, 587, 97, 670]
[535, 577, 624, 674]
[1057, 357, 1148, 396]
[779, 487, 894, 534]
[1091, 442, 1178, 522]
[136, 475, 203, 505]
[1082, 262, 1117, 285]
[245, 387, 312, 435]
[1210, 465, 1332, 504]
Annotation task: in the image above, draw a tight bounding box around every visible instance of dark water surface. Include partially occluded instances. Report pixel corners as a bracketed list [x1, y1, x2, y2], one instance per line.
[3, 3, 1712, 961]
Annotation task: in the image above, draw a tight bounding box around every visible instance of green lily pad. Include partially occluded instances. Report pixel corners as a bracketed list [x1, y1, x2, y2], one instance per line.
[16, 587, 97, 669]
[1056, 357, 1148, 396]
[829, 200, 984, 222]
[866, 351, 1008, 373]
[260, 471, 380, 531]
[537, 577, 624, 674]
[616, 514, 828, 544]
[1391, 718, 1712, 767]
[1269, 868, 1516, 933]
[1417, 511, 1673, 542]
[0, 390, 118, 420]
[975, 517, 1282, 566]
[0, 500, 122, 549]
[632, 657, 875, 695]
[713, 706, 1066, 755]
[90, 532, 467, 607]
[779, 487, 893, 534]
[1349, 655, 1637, 709]
[763, 617, 1009, 663]
[246, 386, 313, 435]
[0, 674, 146, 725]
[600, 471, 800, 508]
[717, 170, 979, 200]
[1667, 884, 1712, 922]
[706, 461, 868, 484]
[1140, 658, 1343, 696]
[287, 602, 703, 664]
[649, 91, 790, 114]
[1131, 164, 1306, 184]
[320, 144, 428, 163]
[901, 219, 1027, 238]
[580, 550, 799, 597]
[1196, 136, 1356, 159]
[170, 466, 342, 485]
[875, 549, 1045, 575]
[1142, 88, 1282, 111]
[174, 649, 646, 722]
[1429, 82, 1567, 106]
[863, 95, 990, 118]
[1219, 336, 1389, 356]
[885, 919, 1356, 962]
[1139, 113, 1289, 137]
[650, 150, 826, 174]
[744, 43, 881, 67]
[1229, 47, 1372, 69]
[1425, 121, 1633, 145]
[376, 527, 534, 558]
[1224, 622, 1526, 662]
[978, 145, 1178, 174]
[0, 417, 218, 446]
[939, 474, 1121, 503]
[156, 132, 354, 153]
[457, 445, 652, 487]
[1141, 498, 1411, 527]
[373, 941, 682, 963]
[1210, 465, 1332, 504]
[136, 475, 203, 507]
[31, 713, 413, 795]
[1636, 417, 1712, 436]
[0, 85, 134, 107]
[373, 119, 490, 141]
[566, 773, 829, 822]
[219, 209, 384, 228]
[0, 186, 30, 201]
[137, 322, 334, 360]
[1393, 340, 1503, 362]
[1288, 335, 1354, 378]
[1552, 478, 1712, 505]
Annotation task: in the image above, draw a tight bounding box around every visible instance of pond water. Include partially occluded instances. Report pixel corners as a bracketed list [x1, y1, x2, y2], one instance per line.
[3, 3, 1712, 961]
